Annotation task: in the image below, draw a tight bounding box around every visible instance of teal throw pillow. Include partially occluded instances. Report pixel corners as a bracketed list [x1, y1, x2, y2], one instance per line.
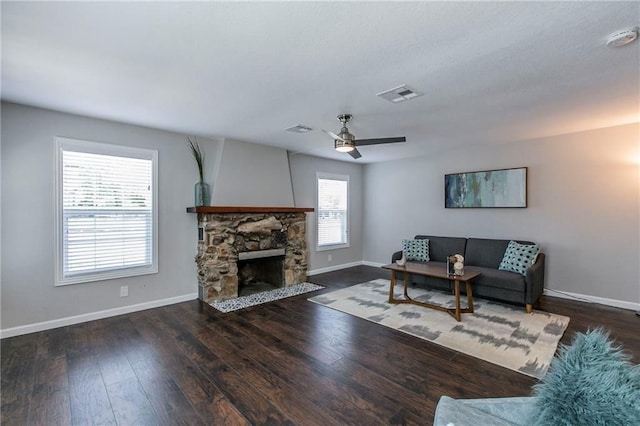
[498, 240, 539, 275]
[530, 328, 640, 426]
[402, 239, 429, 262]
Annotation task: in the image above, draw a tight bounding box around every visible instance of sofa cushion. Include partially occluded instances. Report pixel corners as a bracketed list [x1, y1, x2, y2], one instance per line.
[530, 328, 640, 426]
[499, 241, 540, 276]
[465, 266, 526, 292]
[402, 239, 430, 262]
[465, 238, 511, 268]
[414, 235, 466, 262]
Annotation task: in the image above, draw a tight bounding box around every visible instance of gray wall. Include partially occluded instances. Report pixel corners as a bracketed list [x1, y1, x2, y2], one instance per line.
[0, 102, 214, 330]
[2, 101, 636, 332]
[0, 103, 358, 332]
[213, 139, 294, 207]
[289, 153, 364, 273]
[1, 103, 207, 330]
[363, 123, 640, 304]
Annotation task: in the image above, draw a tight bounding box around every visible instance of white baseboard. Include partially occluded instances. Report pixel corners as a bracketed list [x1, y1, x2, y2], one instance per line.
[0, 293, 198, 339]
[362, 260, 385, 268]
[5, 271, 634, 339]
[307, 261, 365, 276]
[544, 288, 639, 311]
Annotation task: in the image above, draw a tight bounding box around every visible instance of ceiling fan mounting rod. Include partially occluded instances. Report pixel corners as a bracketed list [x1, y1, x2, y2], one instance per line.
[337, 113, 352, 125]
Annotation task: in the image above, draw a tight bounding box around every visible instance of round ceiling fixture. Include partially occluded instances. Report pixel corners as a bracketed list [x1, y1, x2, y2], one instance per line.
[606, 27, 638, 48]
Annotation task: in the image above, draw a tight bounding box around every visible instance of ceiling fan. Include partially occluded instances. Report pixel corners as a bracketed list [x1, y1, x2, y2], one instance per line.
[322, 114, 406, 159]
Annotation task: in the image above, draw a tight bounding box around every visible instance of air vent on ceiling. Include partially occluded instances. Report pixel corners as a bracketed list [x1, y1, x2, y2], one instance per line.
[376, 84, 423, 103]
[606, 27, 638, 48]
[285, 124, 313, 133]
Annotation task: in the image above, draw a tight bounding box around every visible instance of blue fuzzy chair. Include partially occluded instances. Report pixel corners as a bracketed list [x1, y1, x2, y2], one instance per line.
[433, 329, 640, 426]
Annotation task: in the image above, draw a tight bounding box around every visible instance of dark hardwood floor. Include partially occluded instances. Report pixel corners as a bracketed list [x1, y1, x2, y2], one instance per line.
[2, 265, 639, 425]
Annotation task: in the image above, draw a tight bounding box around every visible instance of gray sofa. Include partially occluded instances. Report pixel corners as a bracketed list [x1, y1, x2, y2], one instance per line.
[391, 235, 545, 312]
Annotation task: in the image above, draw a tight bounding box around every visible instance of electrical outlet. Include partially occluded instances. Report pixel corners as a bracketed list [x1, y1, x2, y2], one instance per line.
[120, 286, 129, 297]
[328, 254, 332, 262]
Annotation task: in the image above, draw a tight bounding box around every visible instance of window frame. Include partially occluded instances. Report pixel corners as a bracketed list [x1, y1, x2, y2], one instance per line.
[316, 172, 350, 251]
[54, 137, 159, 286]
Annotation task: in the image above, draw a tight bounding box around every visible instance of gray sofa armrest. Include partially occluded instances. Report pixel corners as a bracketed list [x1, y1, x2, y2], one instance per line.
[434, 396, 537, 426]
[391, 250, 403, 263]
[525, 252, 545, 305]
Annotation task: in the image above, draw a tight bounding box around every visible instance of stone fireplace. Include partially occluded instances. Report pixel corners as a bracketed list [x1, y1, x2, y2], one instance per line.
[187, 206, 313, 303]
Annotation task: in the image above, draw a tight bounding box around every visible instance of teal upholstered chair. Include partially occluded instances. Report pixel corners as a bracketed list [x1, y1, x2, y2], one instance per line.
[433, 329, 640, 426]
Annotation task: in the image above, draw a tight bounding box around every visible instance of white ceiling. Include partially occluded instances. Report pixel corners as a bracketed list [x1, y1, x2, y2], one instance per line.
[2, 2, 639, 163]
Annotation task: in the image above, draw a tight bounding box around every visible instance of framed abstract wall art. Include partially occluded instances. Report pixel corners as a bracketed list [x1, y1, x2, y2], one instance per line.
[445, 167, 527, 208]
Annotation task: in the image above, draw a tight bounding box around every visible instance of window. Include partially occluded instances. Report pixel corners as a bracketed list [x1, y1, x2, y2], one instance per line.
[55, 137, 158, 286]
[317, 173, 349, 250]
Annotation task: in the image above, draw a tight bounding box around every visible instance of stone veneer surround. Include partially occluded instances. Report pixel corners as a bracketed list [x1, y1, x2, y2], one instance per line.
[192, 209, 311, 303]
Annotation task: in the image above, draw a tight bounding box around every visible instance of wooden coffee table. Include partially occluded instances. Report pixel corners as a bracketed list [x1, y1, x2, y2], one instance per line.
[382, 262, 481, 321]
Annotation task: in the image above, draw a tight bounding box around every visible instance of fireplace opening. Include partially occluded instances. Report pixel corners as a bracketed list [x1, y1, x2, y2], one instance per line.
[237, 249, 285, 297]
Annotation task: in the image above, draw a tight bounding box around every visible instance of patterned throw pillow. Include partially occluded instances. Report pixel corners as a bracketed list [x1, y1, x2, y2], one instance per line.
[498, 240, 540, 275]
[402, 239, 430, 262]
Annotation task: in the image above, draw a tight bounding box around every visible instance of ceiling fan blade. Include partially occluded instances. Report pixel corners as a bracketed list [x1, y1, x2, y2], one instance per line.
[347, 148, 362, 159]
[355, 136, 406, 146]
[322, 129, 345, 142]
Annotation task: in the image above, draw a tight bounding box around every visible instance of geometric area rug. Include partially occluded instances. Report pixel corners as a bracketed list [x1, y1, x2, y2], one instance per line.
[308, 279, 570, 379]
[209, 282, 324, 313]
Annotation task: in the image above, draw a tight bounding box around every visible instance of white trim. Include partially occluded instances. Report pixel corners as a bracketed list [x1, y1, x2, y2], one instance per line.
[0, 293, 198, 339]
[543, 288, 640, 311]
[316, 243, 350, 252]
[307, 261, 364, 276]
[362, 260, 385, 268]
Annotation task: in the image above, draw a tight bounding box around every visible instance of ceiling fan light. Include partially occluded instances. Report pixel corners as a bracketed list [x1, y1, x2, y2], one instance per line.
[335, 139, 355, 152]
[336, 146, 354, 153]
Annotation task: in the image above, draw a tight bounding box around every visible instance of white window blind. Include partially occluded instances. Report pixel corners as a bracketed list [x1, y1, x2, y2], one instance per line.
[55, 137, 158, 285]
[317, 174, 349, 249]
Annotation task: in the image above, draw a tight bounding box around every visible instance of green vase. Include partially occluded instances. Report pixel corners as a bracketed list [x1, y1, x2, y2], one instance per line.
[195, 181, 210, 206]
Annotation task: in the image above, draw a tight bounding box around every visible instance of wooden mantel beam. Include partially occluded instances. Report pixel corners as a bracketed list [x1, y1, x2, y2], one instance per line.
[186, 206, 314, 214]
